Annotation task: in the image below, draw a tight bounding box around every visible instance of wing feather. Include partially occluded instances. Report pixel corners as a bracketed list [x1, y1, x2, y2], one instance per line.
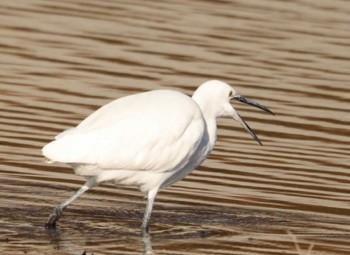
[43, 90, 205, 173]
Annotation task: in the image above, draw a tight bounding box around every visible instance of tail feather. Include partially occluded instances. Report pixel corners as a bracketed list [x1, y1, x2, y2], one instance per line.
[42, 135, 81, 163]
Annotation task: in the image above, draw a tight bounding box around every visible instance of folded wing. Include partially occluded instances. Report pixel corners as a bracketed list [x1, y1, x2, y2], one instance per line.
[43, 90, 205, 173]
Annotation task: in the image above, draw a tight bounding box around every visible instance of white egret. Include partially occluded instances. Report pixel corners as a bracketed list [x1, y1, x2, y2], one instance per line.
[43, 80, 274, 234]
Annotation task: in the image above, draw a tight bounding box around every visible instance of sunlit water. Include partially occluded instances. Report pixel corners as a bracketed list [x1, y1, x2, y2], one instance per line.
[1, 0, 350, 254]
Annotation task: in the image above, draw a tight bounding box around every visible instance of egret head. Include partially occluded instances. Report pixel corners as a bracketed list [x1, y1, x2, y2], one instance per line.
[193, 80, 274, 145]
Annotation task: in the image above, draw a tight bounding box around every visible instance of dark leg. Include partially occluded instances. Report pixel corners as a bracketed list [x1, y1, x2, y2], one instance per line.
[45, 177, 96, 228]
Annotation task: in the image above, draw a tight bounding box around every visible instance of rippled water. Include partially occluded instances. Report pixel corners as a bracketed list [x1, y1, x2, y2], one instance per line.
[1, 0, 350, 254]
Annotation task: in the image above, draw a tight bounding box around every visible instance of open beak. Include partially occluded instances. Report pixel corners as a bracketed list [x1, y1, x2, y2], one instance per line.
[233, 94, 274, 145]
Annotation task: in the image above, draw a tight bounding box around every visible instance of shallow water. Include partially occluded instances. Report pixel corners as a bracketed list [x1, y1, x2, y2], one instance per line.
[1, 0, 350, 254]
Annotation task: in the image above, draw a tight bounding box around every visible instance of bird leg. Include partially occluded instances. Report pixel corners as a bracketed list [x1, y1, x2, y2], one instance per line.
[141, 188, 159, 235]
[45, 177, 96, 228]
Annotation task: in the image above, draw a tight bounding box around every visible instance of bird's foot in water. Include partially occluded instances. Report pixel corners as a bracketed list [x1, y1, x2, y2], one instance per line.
[45, 206, 64, 229]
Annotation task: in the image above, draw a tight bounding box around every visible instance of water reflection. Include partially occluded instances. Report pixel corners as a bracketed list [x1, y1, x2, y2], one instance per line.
[142, 234, 153, 255]
[44, 224, 154, 254]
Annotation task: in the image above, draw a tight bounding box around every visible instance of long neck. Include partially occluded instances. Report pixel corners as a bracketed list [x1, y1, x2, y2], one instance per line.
[193, 96, 218, 149]
[206, 117, 217, 150]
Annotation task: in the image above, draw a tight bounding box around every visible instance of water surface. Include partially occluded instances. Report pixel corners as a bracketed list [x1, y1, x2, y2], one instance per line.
[1, 0, 350, 254]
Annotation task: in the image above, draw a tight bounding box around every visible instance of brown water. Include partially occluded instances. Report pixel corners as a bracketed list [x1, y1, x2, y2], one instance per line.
[1, 0, 350, 254]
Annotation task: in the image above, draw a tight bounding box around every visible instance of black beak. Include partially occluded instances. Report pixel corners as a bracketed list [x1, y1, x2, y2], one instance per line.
[233, 94, 274, 145]
[234, 94, 275, 115]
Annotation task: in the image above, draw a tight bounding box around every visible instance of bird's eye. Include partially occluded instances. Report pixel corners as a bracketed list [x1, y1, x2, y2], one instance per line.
[229, 91, 233, 98]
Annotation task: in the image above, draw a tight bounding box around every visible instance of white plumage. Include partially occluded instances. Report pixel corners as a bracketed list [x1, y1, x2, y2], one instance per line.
[43, 89, 209, 191]
[43, 80, 274, 234]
